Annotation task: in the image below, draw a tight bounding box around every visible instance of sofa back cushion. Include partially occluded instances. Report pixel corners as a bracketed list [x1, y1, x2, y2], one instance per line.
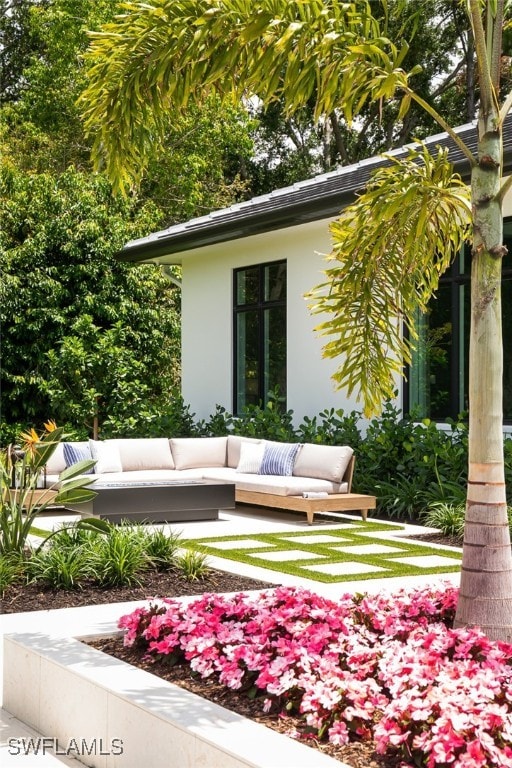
[170, 437, 228, 469]
[293, 443, 353, 483]
[106, 438, 175, 471]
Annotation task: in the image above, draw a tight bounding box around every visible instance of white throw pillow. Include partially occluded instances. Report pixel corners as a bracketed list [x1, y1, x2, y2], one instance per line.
[227, 435, 262, 468]
[236, 441, 266, 474]
[89, 440, 123, 474]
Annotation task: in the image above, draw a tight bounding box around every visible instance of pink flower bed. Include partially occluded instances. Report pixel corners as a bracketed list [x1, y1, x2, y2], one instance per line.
[119, 585, 512, 767]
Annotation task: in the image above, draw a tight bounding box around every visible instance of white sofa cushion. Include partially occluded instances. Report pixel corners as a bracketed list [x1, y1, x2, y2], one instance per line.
[170, 437, 227, 469]
[293, 443, 353, 483]
[236, 441, 265, 474]
[202, 468, 347, 496]
[227, 435, 262, 468]
[89, 440, 123, 474]
[106, 438, 175, 471]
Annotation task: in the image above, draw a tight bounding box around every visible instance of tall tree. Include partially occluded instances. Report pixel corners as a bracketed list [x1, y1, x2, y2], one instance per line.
[79, 0, 512, 641]
[0, 164, 180, 436]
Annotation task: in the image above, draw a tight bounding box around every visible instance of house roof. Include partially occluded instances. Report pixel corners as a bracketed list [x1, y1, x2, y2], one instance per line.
[119, 117, 512, 264]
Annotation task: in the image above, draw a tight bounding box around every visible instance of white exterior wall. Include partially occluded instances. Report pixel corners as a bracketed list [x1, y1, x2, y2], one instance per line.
[180, 218, 381, 423]
[179, 178, 512, 426]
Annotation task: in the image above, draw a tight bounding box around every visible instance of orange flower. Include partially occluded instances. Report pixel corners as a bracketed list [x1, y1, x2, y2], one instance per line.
[18, 427, 41, 458]
[43, 420, 58, 433]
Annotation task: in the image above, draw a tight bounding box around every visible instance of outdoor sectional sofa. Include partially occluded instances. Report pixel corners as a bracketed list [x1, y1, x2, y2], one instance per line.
[45, 436, 376, 524]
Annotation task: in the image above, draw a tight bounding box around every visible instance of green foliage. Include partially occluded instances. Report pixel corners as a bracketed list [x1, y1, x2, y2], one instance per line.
[90, 523, 150, 587]
[0, 553, 24, 597]
[175, 549, 210, 581]
[0, 165, 180, 433]
[309, 147, 471, 416]
[145, 529, 181, 572]
[296, 408, 363, 450]
[79, 0, 410, 194]
[421, 503, 465, 539]
[99, 395, 198, 439]
[373, 476, 427, 521]
[26, 543, 93, 590]
[0, 424, 96, 556]
[230, 392, 297, 441]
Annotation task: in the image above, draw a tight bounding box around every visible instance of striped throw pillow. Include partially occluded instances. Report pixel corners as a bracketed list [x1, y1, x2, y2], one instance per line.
[62, 443, 94, 474]
[259, 442, 301, 476]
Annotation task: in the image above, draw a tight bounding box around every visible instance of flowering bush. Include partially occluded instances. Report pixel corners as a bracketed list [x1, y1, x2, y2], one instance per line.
[118, 585, 512, 767]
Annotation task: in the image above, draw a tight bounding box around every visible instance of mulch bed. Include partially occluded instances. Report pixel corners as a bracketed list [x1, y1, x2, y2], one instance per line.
[0, 568, 280, 614]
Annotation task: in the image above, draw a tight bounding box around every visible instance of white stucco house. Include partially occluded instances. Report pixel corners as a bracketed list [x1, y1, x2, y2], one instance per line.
[119, 119, 512, 428]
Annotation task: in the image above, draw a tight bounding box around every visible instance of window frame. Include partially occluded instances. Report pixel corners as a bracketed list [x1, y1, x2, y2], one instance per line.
[404, 217, 512, 424]
[232, 260, 287, 414]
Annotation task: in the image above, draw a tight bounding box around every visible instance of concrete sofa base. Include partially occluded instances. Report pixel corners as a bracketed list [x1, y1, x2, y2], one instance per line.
[3, 632, 343, 768]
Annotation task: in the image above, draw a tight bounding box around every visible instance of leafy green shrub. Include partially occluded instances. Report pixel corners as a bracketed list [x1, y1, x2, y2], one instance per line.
[296, 408, 363, 449]
[176, 549, 210, 580]
[91, 523, 150, 587]
[421, 503, 465, 538]
[26, 544, 94, 590]
[0, 553, 25, 596]
[196, 405, 235, 436]
[100, 394, 198, 438]
[374, 476, 426, 520]
[145, 529, 182, 571]
[232, 392, 297, 441]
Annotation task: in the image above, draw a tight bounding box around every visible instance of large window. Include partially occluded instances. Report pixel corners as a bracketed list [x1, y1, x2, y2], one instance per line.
[233, 261, 286, 413]
[407, 219, 512, 422]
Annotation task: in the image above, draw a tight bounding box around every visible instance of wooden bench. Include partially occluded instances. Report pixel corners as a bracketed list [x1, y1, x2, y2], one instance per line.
[235, 455, 376, 525]
[235, 489, 376, 525]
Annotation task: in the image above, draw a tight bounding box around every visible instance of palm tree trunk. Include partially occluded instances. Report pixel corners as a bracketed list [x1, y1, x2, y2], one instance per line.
[454, 112, 512, 641]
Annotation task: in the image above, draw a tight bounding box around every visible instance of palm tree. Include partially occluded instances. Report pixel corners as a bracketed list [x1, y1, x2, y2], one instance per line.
[79, 0, 512, 641]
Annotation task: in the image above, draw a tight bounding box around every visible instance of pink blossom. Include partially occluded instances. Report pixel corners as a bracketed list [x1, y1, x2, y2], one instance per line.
[117, 584, 512, 767]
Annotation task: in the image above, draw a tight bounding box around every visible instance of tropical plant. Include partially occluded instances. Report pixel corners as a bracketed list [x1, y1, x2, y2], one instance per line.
[421, 502, 466, 539]
[26, 543, 94, 590]
[90, 523, 150, 587]
[0, 423, 97, 556]
[79, 0, 512, 640]
[145, 528, 182, 571]
[175, 549, 210, 581]
[0, 553, 24, 597]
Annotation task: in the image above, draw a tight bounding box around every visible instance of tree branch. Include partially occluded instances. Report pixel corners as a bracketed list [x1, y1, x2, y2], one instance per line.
[497, 172, 512, 206]
[406, 89, 477, 166]
[468, 0, 495, 116]
[499, 90, 512, 123]
[490, 0, 504, 91]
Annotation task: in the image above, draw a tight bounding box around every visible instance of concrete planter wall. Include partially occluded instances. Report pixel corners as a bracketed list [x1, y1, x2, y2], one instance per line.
[4, 632, 345, 768]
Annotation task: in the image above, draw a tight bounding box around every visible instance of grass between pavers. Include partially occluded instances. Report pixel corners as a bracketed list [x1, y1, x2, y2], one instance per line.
[182, 520, 462, 583]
